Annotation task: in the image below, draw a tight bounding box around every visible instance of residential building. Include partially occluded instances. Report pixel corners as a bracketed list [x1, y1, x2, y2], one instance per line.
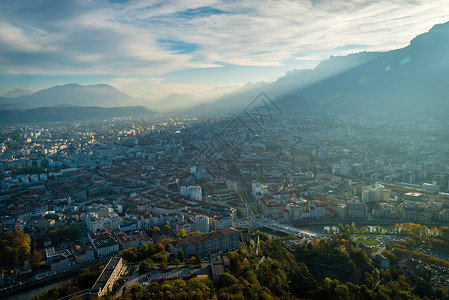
[193, 215, 210, 233]
[116, 231, 151, 249]
[91, 257, 123, 297]
[180, 186, 202, 201]
[170, 227, 240, 257]
[402, 204, 419, 221]
[362, 183, 390, 203]
[71, 245, 95, 264]
[88, 230, 119, 258]
[45, 247, 76, 270]
[86, 213, 103, 231]
[439, 209, 449, 221]
[210, 214, 233, 230]
[338, 204, 347, 219]
[346, 201, 366, 218]
[175, 221, 195, 235]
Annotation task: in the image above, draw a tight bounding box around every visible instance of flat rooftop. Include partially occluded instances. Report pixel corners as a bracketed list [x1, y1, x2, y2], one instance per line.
[91, 257, 122, 293]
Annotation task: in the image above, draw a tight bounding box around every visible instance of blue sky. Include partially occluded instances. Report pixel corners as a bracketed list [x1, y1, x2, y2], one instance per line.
[0, 0, 448, 98]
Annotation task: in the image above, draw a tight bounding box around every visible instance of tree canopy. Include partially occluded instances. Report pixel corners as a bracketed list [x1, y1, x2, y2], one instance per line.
[0, 230, 31, 267]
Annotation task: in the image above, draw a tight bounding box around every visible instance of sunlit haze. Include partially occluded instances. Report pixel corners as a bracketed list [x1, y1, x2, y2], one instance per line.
[1, 0, 448, 99]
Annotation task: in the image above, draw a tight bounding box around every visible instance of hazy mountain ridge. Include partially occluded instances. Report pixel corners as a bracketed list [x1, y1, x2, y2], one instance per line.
[145, 85, 242, 110]
[317, 21, 448, 114]
[153, 93, 200, 110]
[210, 21, 449, 116]
[0, 83, 242, 111]
[1, 88, 33, 98]
[0, 102, 31, 110]
[0, 83, 144, 109]
[209, 50, 385, 111]
[0, 106, 153, 123]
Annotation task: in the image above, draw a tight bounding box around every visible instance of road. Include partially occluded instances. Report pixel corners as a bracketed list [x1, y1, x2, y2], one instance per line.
[116, 265, 141, 297]
[117, 262, 210, 297]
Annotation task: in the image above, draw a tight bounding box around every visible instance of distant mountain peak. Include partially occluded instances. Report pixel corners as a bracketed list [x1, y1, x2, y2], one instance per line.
[88, 83, 115, 89]
[2, 83, 144, 108]
[409, 20, 449, 47]
[62, 83, 82, 87]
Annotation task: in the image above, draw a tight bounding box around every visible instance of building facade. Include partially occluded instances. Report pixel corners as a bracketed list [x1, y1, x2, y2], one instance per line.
[88, 230, 119, 257]
[170, 227, 240, 257]
[91, 257, 123, 297]
[193, 215, 210, 233]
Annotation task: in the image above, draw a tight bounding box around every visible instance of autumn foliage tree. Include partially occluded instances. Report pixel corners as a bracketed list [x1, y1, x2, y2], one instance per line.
[0, 230, 31, 267]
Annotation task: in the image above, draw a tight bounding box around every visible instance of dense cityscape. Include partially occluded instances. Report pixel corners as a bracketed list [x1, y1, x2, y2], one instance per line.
[2, 1, 449, 299]
[1, 109, 449, 299]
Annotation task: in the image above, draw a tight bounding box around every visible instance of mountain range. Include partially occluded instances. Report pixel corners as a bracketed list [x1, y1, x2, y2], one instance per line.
[2, 20, 449, 119]
[211, 21, 449, 117]
[1, 88, 33, 98]
[0, 83, 144, 109]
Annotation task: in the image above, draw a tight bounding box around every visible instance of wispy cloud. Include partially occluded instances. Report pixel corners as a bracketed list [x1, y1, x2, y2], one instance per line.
[0, 0, 448, 77]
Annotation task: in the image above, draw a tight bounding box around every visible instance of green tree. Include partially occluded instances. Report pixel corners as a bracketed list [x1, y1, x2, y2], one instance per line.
[178, 229, 187, 238]
[345, 224, 351, 234]
[178, 250, 185, 262]
[155, 243, 165, 253]
[382, 250, 396, 264]
[435, 284, 447, 299]
[218, 272, 238, 288]
[139, 258, 154, 274]
[48, 226, 79, 247]
[192, 253, 201, 265]
[31, 238, 43, 271]
[160, 259, 168, 271]
[152, 226, 160, 236]
[338, 223, 345, 234]
[119, 247, 138, 262]
[0, 230, 31, 267]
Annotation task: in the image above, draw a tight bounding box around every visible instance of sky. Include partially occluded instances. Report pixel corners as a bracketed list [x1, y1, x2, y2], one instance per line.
[1, 0, 448, 98]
